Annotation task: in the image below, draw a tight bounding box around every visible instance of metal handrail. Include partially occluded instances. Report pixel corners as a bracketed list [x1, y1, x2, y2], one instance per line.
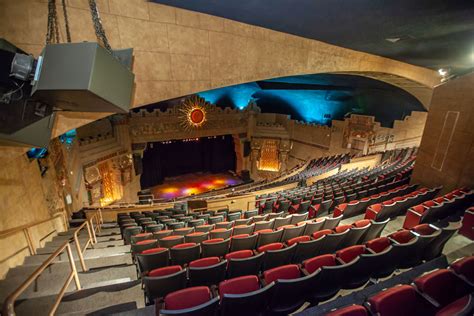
[0, 212, 66, 256]
[190, 205, 230, 214]
[2, 241, 81, 316]
[73, 210, 102, 272]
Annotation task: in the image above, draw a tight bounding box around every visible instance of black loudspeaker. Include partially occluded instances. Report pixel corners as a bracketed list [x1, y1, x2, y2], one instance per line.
[241, 169, 251, 182]
[133, 153, 143, 175]
[243, 141, 251, 157]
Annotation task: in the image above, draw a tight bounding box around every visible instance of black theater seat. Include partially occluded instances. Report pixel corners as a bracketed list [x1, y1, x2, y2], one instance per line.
[219, 275, 273, 316]
[188, 257, 227, 287]
[143, 265, 187, 305]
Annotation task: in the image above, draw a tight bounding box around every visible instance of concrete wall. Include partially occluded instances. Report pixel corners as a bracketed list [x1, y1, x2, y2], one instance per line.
[412, 72, 474, 193]
[0, 148, 67, 278]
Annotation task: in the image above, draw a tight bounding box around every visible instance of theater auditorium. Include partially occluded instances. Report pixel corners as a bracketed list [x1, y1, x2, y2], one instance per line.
[0, 1, 473, 315]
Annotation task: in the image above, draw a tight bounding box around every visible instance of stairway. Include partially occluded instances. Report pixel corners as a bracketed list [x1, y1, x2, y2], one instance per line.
[0, 224, 145, 315]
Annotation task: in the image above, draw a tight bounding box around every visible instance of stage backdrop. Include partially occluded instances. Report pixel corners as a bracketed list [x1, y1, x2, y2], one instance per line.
[140, 135, 236, 188]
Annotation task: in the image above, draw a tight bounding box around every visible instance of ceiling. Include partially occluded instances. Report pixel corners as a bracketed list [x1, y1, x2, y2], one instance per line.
[152, 0, 474, 74]
[140, 74, 425, 127]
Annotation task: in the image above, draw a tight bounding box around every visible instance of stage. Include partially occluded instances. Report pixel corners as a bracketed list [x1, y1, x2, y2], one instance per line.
[150, 172, 243, 200]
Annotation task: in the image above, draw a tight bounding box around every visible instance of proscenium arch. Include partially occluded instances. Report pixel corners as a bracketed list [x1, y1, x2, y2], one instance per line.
[2, 0, 440, 138]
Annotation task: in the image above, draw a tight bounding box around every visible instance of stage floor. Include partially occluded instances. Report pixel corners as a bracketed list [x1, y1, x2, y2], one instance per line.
[150, 172, 242, 200]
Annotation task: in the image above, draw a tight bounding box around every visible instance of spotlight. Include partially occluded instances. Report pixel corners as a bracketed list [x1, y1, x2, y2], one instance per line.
[438, 68, 448, 76]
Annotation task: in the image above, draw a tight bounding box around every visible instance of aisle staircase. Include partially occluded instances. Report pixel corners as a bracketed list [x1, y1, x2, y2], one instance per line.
[0, 224, 144, 316]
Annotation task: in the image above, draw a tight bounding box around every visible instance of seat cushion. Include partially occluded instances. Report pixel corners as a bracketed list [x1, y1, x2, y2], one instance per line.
[219, 275, 260, 296]
[353, 219, 371, 228]
[255, 229, 273, 234]
[231, 234, 250, 239]
[312, 229, 333, 239]
[257, 242, 284, 252]
[264, 264, 300, 284]
[135, 239, 156, 245]
[412, 224, 436, 235]
[141, 247, 167, 255]
[225, 250, 253, 260]
[164, 286, 211, 310]
[451, 256, 474, 283]
[304, 254, 336, 274]
[366, 237, 391, 253]
[326, 304, 368, 316]
[161, 235, 183, 241]
[133, 233, 152, 238]
[149, 265, 182, 277]
[202, 238, 224, 244]
[287, 235, 311, 246]
[337, 245, 365, 263]
[189, 257, 220, 268]
[172, 242, 197, 249]
[334, 224, 352, 233]
[435, 295, 472, 316]
[389, 230, 414, 244]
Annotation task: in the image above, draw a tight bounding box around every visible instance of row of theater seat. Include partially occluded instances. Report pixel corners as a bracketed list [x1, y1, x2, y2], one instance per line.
[128, 217, 390, 271]
[258, 168, 412, 218]
[363, 186, 442, 221]
[136, 221, 457, 304]
[403, 187, 474, 229]
[149, 232, 468, 316]
[326, 255, 474, 316]
[333, 182, 418, 220]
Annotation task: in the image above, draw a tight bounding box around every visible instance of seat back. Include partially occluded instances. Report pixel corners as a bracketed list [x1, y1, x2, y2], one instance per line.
[339, 224, 371, 249]
[262, 244, 297, 270]
[227, 252, 264, 279]
[170, 243, 201, 266]
[267, 274, 314, 315]
[230, 234, 258, 252]
[423, 223, 460, 261]
[144, 269, 187, 304]
[201, 238, 230, 258]
[210, 228, 232, 240]
[281, 225, 305, 242]
[220, 279, 274, 316]
[188, 260, 227, 287]
[303, 219, 325, 236]
[256, 229, 283, 248]
[233, 223, 255, 236]
[254, 220, 275, 231]
[274, 216, 292, 229]
[360, 218, 389, 243]
[319, 230, 348, 254]
[160, 235, 185, 249]
[322, 215, 342, 230]
[290, 212, 309, 225]
[136, 248, 169, 274]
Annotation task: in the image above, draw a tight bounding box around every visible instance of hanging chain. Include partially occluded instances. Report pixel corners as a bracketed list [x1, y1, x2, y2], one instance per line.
[61, 0, 71, 43]
[46, 0, 60, 44]
[88, 0, 112, 53]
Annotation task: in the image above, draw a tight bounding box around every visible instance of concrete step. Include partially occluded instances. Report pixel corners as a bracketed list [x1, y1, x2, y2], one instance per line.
[10, 280, 143, 316]
[0, 264, 137, 301]
[5, 253, 133, 281]
[23, 245, 130, 266]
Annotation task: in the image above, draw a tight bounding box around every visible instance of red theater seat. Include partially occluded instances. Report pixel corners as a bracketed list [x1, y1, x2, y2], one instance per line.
[459, 208, 474, 240]
[159, 286, 219, 315]
[264, 264, 300, 284]
[336, 245, 366, 264]
[143, 265, 187, 304]
[326, 305, 368, 316]
[312, 229, 332, 239]
[286, 235, 311, 246]
[219, 275, 260, 295]
[170, 243, 200, 266]
[188, 257, 227, 287]
[451, 256, 474, 285]
[414, 269, 472, 307]
[303, 254, 337, 274]
[435, 295, 474, 316]
[257, 242, 284, 252]
[219, 275, 273, 316]
[366, 237, 391, 253]
[225, 249, 253, 260]
[366, 285, 436, 316]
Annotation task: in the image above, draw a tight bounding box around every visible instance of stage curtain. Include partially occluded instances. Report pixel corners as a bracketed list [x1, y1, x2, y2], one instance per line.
[140, 135, 236, 188]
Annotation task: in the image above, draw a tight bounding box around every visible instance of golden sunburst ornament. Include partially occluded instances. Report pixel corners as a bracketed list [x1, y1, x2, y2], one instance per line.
[180, 95, 208, 130]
